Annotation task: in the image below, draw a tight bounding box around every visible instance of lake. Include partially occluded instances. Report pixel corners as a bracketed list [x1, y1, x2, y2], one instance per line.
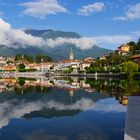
[0, 76, 134, 140]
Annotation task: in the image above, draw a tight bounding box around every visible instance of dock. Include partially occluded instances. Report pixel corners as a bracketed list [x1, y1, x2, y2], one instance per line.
[125, 96, 140, 140]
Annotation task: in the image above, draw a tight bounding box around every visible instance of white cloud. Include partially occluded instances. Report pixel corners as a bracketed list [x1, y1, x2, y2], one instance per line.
[0, 98, 95, 129]
[78, 2, 105, 16]
[20, 0, 68, 18]
[0, 18, 139, 50]
[45, 35, 133, 50]
[0, 18, 46, 48]
[114, 3, 140, 20]
[91, 34, 136, 49]
[114, 16, 127, 21]
[93, 98, 126, 113]
[46, 37, 96, 49]
[0, 18, 97, 50]
[93, 35, 132, 45]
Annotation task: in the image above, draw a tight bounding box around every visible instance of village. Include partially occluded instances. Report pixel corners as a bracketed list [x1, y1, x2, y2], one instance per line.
[0, 43, 139, 76]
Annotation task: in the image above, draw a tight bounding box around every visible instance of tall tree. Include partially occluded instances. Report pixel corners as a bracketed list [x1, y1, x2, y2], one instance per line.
[123, 61, 138, 78]
[36, 55, 52, 63]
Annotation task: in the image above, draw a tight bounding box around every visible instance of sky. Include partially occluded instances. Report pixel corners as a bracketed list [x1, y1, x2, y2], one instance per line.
[0, 0, 140, 50]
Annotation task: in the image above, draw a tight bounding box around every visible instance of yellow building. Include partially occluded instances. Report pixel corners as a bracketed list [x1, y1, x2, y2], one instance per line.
[116, 44, 131, 55]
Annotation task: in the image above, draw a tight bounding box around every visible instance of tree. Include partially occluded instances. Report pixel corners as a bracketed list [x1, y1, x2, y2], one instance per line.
[122, 61, 138, 78]
[36, 55, 52, 63]
[18, 78, 25, 86]
[137, 38, 140, 50]
[15, 54, 33, 62]
[127, 41, 136, 52]
[18, 63, 26, 72]
[63, 67, 73, 74]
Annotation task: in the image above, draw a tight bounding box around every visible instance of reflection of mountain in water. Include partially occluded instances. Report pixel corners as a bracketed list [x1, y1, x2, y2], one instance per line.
[23, 108, 81, 119]
[0, 78, 108, 129]
[0, 76, 138, 129]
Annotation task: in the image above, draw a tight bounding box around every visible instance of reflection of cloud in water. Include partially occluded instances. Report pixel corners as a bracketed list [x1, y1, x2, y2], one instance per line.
[0, 98, 95, 129]
[22, 130, 108, 140]
[22, 130, 68, 140]
[77, 132, 108, 140]
[93, 98, 127, 113]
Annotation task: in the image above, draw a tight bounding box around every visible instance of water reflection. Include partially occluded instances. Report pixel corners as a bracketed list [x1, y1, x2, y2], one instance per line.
[0, 77, 132, 140]
[1, 77, 140, 104]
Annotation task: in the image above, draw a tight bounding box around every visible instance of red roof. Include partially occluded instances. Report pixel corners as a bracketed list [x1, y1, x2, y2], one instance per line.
[130, 55, 140, 59]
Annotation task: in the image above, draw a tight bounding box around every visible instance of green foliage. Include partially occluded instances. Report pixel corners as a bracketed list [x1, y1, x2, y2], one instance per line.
[86, 53, 128, 73]
[26, 68, 37, 72]
[18, 63, 26, 72]
[121, 79, 139, 95]
[18, 78, 25, 86]
[15, 54, 53, 63]
[36, 54, 52, 63]
[85, 66, 104, 73]
[63, 67, 73, 74]
[15, 54, 33, 62]
[134, 72, 140, 77]
[127, 38, 140, 54]
[122, 61, 138, 78]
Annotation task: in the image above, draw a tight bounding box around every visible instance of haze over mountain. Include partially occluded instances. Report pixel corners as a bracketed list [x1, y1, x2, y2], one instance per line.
[0, 17, 112, 60]
[25, 29, 113, 60]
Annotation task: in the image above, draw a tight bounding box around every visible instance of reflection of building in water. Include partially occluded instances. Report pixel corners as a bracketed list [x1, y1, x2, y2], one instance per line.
[24, 78, 53, 87]
[0, 78, 16, 93]
[0, 77, 133, 107]
[119, 96, 128, 106]
[80, 80, 94, 93]
[69, 89, 74, 104]
[0, 84, 6, 93]
[69, 89, 74, 97]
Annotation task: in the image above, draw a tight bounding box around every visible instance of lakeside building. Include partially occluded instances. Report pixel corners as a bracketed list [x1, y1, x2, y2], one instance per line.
[25, 62, 55, 72]
[0, 57, 7, 66]
[0, 56, 15, 71]
[0, 48, 94, 73]
[1, 65, 16, 71]
[80, 61, 91, 71]
[115, 44, 131, 55]
[130, 55, 140, 65]
[53, 48, 94, 73]
[98, 55, 107, 60]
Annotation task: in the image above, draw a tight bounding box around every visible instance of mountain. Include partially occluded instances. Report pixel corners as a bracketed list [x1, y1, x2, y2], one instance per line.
[0, 29, 112, 60]
[24, 29, 81, 39]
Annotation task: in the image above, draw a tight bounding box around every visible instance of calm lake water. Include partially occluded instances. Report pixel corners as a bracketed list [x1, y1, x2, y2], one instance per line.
[0, 77, 131, 140]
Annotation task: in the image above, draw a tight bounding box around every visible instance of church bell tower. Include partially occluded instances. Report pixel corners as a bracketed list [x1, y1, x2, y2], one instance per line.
[70, 48, 74, 60]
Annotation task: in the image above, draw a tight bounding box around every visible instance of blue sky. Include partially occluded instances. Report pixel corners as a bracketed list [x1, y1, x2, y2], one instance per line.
[0, 0, 140, 50]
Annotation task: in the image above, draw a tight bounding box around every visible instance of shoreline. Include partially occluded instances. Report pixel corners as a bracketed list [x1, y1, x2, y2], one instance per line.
[0, 71, 121, 78]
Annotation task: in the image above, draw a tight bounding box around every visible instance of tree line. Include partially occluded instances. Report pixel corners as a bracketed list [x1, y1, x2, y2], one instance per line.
[15, 54, 52, 63]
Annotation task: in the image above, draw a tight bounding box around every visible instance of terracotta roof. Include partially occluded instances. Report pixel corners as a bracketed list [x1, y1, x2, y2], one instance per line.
[130, 55, 140, 59]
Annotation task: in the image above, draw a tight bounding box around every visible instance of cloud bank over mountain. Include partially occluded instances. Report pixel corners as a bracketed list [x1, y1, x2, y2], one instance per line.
[0, 18, 46, 48]
[0, 18, 96, 50]
[0, 18, 139, 51]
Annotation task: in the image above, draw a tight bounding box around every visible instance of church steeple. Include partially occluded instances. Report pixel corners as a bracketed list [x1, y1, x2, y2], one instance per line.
[70, 47, 74, 60]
